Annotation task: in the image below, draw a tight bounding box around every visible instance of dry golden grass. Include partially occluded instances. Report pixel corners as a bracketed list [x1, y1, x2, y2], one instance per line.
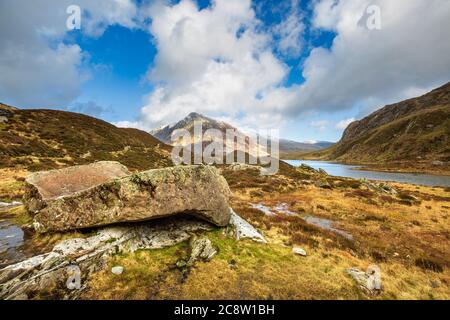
[1, 166, 449, 300]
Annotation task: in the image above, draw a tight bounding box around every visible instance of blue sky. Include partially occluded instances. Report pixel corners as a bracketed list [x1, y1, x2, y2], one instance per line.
[1, 0, 449, 143]
[67, 0, 342, 140]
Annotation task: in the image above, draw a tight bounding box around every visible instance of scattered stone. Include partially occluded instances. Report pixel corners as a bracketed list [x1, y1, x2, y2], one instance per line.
[111, 266, 124, 275]
[0, 116, 8, 124]
[187, 236, 217, 266]
[318, 168, 328, 175]
[347, 264, 382, 295]
[229, 162, 262, 173]
[363, 181, 397, 195]
[292, 247, 307, 256]
[228, 209, 267, 243]
[315, 180, 332, 189]
[431, 160, 444, 166]
[299, 164, 316, 172]
[176, 260, 187, 269]
[24, 164, 232, 233]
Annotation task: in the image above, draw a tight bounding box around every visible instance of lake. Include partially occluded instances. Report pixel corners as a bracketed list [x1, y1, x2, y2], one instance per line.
[283, 160, 450, 187]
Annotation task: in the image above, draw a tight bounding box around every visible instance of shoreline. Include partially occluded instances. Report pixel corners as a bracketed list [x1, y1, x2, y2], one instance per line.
[284, 158, 450, 177]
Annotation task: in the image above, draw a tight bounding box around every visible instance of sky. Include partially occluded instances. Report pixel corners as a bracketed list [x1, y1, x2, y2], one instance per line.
[0, 0, 449, 143]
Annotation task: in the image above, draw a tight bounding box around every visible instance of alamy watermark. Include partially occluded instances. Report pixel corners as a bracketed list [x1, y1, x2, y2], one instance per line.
[66, 5, 81, 30]
[171, 122, 280, 175]
[365, 4, 382, 30]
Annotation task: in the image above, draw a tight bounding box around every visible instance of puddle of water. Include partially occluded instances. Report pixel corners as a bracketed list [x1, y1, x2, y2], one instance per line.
[251, 204, 353, 240]
[273, 203, 296, 216]
[251, 203, 297, 216]
[303, 215, 353, 240]
[0, 220, 26, 266]
[251, 203, 276, 216]
[0, 202, 22, 213]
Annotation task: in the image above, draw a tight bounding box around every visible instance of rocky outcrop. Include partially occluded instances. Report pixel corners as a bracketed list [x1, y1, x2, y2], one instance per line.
[24, 164, 232, 233]
[0, 217, 213, 299]
[227, 209, 267, 243]
[292, 247, 307, 256]
[347, 265, 382, 295]
[187, 236, 217, 266]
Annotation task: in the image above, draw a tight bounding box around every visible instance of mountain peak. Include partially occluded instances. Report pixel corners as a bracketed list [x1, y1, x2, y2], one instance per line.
[186, 112, 204, 118]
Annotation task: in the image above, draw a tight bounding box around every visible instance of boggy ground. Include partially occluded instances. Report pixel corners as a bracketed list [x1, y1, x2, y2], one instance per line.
[0, 164, 449, 300]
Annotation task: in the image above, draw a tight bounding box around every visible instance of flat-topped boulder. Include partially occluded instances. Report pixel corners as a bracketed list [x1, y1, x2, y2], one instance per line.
[24, 164, 232, 233]
[24, 161, 131, 214]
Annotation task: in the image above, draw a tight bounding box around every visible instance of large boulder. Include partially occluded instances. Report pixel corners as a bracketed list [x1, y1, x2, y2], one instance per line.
[24, 163, 231, 233]
[24, 161, 131, 214]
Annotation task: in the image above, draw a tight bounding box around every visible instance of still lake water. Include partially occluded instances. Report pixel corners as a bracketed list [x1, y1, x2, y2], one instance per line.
[284, 160, 450, 187]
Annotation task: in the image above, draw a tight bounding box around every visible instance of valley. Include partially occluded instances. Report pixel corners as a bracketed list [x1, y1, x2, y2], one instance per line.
[0, 86, 449, 300]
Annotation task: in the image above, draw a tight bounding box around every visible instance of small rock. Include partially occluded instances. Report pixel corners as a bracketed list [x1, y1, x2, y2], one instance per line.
[430, 280, 440, 288]
[111, 266, 124, 275]
[318, 168, 328, 175]
[176, 260, 187, 269]
[347, 264, 382, 295]
[228, 209, 267, 243]
[299, 164, 316, 172]
[292, 247, 307, 256]
[187, 236, 217, 266]
[315, 180, 332, 189]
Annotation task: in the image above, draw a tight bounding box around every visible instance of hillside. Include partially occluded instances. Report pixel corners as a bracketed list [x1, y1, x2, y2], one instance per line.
[279, 139, 334, 158]
[0, 103, 172, 171]
[304, 82, 450, 173]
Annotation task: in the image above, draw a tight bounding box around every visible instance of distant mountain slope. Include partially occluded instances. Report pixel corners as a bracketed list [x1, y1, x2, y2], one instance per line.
[0, 103, 172, 171]
[151, 112, 333, 157]
[279, 139, 334, 157]
[151, 112, 234, 144]
[306, 82, 450, 167]
[151, 112, 267, 157]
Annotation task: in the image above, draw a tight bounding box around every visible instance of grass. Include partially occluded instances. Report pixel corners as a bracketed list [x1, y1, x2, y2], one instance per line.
[0, 147, 449, 299]
[80, 170, 450, 300]
[82, 226, 450, 300]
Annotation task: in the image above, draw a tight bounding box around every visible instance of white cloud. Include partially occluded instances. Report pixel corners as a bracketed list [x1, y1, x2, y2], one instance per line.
[310, 120, 329, 131]
[132, 0, 291, 130]
[292, 0, 450, 115]
[131, 0, 450, 133]
[0, 0, 137, 108]
[336, 117, 355, 130]
[271, 0, 304, 57]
